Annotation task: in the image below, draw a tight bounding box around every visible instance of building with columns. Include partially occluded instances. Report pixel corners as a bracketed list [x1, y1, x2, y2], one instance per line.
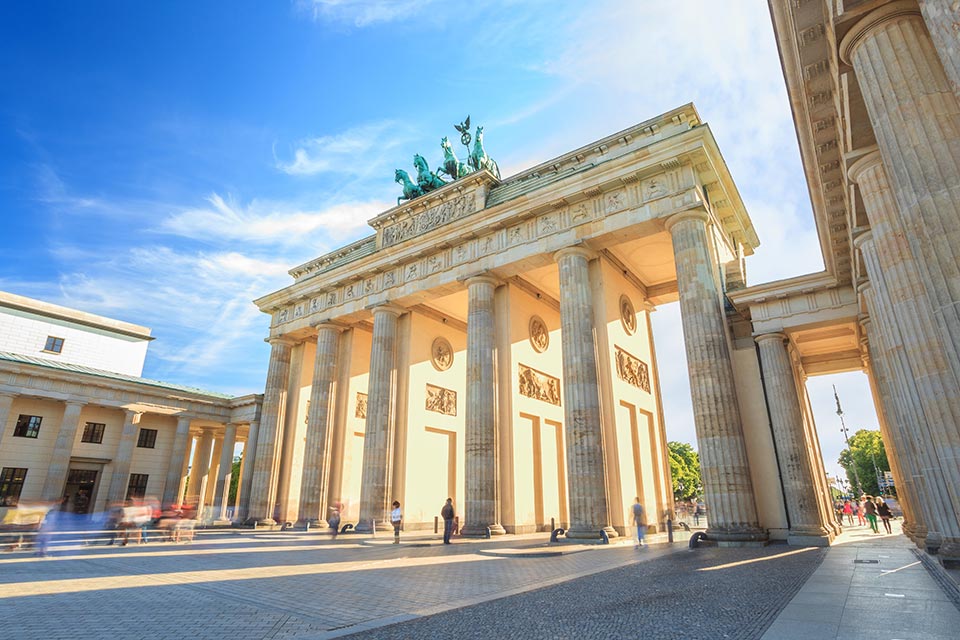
[0, 291, 262, 520]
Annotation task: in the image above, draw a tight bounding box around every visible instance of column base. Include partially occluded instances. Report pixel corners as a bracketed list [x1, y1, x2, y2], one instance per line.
[936, 539, 960, 568]
[354, 520, 393, 533]
[460, 523, 506, 538]
[257, 518, 277, 527]
[296, 519, 329, 531]
[787, 527, 833, 547]
[707, 526, 768, 547]
[564, 525, 618, 540]
[212, 519, 233, 527]
[925, 531, 943, 555]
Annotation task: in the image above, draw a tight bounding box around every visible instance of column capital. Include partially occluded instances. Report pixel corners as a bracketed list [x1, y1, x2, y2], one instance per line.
[553, 245, 596, 263]
[846, 146, 883, 184]
[264, 336, 297, 347]
[839, 1, 922, 65]
[663, 209, 709, 234]
[63, 399, 86, 410]
[311, 320, 347, 334]
[124, 409, 143, 424]
[368, 303, 405, 318]
[754, 332, 788, 346]
[851, 228, 875, 251]
[856, 279, 874, 296]
[463, 274, 500, 288]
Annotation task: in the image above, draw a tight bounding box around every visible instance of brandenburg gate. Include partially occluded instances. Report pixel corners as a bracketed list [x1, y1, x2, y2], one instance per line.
[245, 104, 835, 546]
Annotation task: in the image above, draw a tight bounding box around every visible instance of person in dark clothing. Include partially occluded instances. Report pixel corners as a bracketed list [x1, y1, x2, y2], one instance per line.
[441, 498, 455, 544]
[863, 495, 880, 533]
[876, 497, 893, 534]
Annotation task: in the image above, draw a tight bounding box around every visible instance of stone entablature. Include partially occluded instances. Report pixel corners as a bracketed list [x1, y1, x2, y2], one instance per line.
[256, 105, 759, 336]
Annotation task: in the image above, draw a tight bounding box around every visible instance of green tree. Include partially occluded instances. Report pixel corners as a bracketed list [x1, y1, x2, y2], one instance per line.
[227, 453, 242, 505]
[668, 441, 702, 501]
[838, 429, 890, 496]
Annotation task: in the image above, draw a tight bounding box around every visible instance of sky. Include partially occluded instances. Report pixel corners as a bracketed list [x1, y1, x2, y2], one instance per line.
[0, 1, 882, 485]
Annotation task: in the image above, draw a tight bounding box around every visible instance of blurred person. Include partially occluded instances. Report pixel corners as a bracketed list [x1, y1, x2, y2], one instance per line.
[328, 505, 341, 540]
[854, 499, 865, 526]
[631, 497, 646, 549]
[842, 499, 853, 526]
[390, 501, 402, 544]
[441, 498, 455, 544]
[876, 497, 893, 534]
[863, 495, 880, 533]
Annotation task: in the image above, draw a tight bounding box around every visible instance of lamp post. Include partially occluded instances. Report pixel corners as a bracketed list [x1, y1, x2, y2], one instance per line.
[834, 385, 864, 496]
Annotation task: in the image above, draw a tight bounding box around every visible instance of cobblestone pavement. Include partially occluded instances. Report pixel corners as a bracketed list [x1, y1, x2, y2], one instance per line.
[0, 526, 899, 640]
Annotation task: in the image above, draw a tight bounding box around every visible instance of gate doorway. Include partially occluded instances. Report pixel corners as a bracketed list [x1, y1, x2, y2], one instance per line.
[63, 468, 99, 514]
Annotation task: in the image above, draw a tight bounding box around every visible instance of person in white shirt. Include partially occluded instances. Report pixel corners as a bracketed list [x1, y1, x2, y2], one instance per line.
[390, 501, 402, 544]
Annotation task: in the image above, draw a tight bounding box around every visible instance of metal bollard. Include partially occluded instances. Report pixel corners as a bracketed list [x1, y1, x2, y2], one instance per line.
[667, 517, 673, 544]
[434, 516, 439, 534]
[485, 527, 492, 539]
[551, 517, 555, 533]
[340, 523, 354, 534]
[371, 519, 376, 537]
[689, 531, 708, 549]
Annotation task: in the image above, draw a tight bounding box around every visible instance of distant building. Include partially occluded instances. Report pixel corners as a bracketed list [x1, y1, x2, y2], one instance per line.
[0, 291, 261, 520]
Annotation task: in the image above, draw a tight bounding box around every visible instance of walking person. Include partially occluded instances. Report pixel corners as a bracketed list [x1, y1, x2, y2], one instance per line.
[390, 501, 402, 544]
[631, 497, 646, 549]
[328, 505, 341, 540]
[876, 497, 893, 534]
[854, 499, 865, 526]
[842, 499, 853, 526]
[441, 498, 455, 544]
[863, 495, 880, 533]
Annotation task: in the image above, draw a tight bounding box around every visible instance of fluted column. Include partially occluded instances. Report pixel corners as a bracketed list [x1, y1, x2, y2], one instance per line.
[237, 420, 259, 522]
[462, 276, 505, 537]
[554, 247, 615, 539]
[0, 393, 15, 431]
[356, 305, 404, 533]
[756, 334, 831, 546]
[205, 436, 224, 507]
[41, 401, 85, 501]
[919, 0, 960, 99]
[665, 210, 764, 544]
[297, 323, 345, 528]
[841, 3, 960, 402]
[247, 337, 295, 525]
[187, 427, 214, 508]
[106, 410, 143, 504]
[213, 423, 238, 523]
[162, 416, 193, 506]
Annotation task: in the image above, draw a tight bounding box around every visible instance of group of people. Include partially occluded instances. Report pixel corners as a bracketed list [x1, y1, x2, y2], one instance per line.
[836, 496, 894, 534]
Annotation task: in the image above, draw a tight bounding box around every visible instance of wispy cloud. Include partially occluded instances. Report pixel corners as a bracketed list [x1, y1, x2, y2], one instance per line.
[294, 0, 435, 27]
[276, 120, 414, 177]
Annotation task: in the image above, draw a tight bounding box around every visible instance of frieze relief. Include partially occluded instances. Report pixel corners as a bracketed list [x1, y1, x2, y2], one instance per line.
[518, 364, 561, 406]
[425, 383, 457, 416]
[355, 392, 368, 419]
[381, 194, 475, 247]
[614, 346, 650, 393]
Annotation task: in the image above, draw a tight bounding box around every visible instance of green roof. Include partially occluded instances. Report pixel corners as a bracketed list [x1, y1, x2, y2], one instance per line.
[0, 351, 234, 400]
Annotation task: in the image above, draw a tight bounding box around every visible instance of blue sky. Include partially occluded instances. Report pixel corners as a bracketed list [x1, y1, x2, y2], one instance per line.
[0, 1, 879, 483]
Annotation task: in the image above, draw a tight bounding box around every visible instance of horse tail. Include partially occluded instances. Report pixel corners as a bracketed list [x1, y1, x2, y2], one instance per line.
[491, 159, 500, 179]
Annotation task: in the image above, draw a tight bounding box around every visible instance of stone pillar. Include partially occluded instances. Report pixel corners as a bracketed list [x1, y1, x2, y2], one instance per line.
[841, 3, 960, 406]
[356, 305, 404, 533]
[665, 210, 765, 544]
[162, 416, 193, 506]
[187, 428, 214, 510]
[297, 323, 345, 528]
[41, 401, 85, 501]
[247, 337, 295, 525]
[106, 410, 143, 504]
[0, 393, 16, 432]
[205, 436, 224, 507]
[213, 423, 237, 524]
[462, 276, 505, 537]
[237, 420, 259, 522]
[919, 0, 960, 99]
[756, 334, 831, 546]
[554, 247, 615, 540]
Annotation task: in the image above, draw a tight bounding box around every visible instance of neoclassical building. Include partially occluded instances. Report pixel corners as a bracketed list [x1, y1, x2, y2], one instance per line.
[0, 291, 262, 520]
[248, 0, 960, 565]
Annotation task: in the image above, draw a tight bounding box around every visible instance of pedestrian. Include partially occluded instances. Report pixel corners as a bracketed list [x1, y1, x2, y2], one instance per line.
[854, 499, 865, 526]
[390, 500, 402, 544]
[631, 497, 646, 549]
[876, 497, 893, 534]
[694, 502, 704, 527]
[842, 499, 853, 526]
[863, 495, 879, 533]
[441, 498, 455, 544]
[328, 505, 341, 540]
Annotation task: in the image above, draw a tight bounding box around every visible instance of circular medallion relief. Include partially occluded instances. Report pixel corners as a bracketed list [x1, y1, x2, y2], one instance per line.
[431, 337, 454, 371]
[619, 295, 637, 335]
[529, 315, 549, 353]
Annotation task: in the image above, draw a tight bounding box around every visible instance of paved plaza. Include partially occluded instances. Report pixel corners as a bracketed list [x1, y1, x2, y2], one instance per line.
[1, 522, 958, 639]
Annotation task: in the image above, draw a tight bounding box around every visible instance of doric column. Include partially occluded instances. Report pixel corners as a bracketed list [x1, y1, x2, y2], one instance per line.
[919, 0, 960, 99]
[665, 210, 765, 544]
[0, 392, 16, 430]
[205, 436, 224, 507]
[162, 415, 193, 506]
[297, 322, 345, 528]
[187, 427, 214, 508]
[462, 275, 505, 537]
[237, 420, 259, 522]
[756, 334, 831, 546]
[247, 336, 295, 525]
[106, 410, 143, 504]
[554, 247, 615, 539]
[356, 304, 404, 533]
[841, 3, 960, 403]
[41, 400, 85, 501]
[213, 422, 237, 523]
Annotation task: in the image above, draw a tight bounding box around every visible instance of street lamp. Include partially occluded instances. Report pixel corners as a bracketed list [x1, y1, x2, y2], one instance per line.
[834, 385, 863, 496]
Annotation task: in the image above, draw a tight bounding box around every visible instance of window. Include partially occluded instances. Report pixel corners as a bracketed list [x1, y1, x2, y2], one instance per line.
[0, 468, 27, 506]
[81, 422, 105, 444]
[126, 473, 149, 500]
[13, 415, 42, 438]
[136, 428, 157, 449]
[43, 336, 65, 354]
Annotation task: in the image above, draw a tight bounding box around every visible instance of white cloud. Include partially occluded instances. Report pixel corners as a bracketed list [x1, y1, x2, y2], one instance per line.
[296, 0, 435, 27]
[276, 121, 414, 177]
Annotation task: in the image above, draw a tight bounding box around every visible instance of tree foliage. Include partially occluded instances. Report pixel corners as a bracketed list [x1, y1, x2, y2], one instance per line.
[838, 429, 890, 496]
[668, 441, 702, 501]
[227, 453, 242, 505]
